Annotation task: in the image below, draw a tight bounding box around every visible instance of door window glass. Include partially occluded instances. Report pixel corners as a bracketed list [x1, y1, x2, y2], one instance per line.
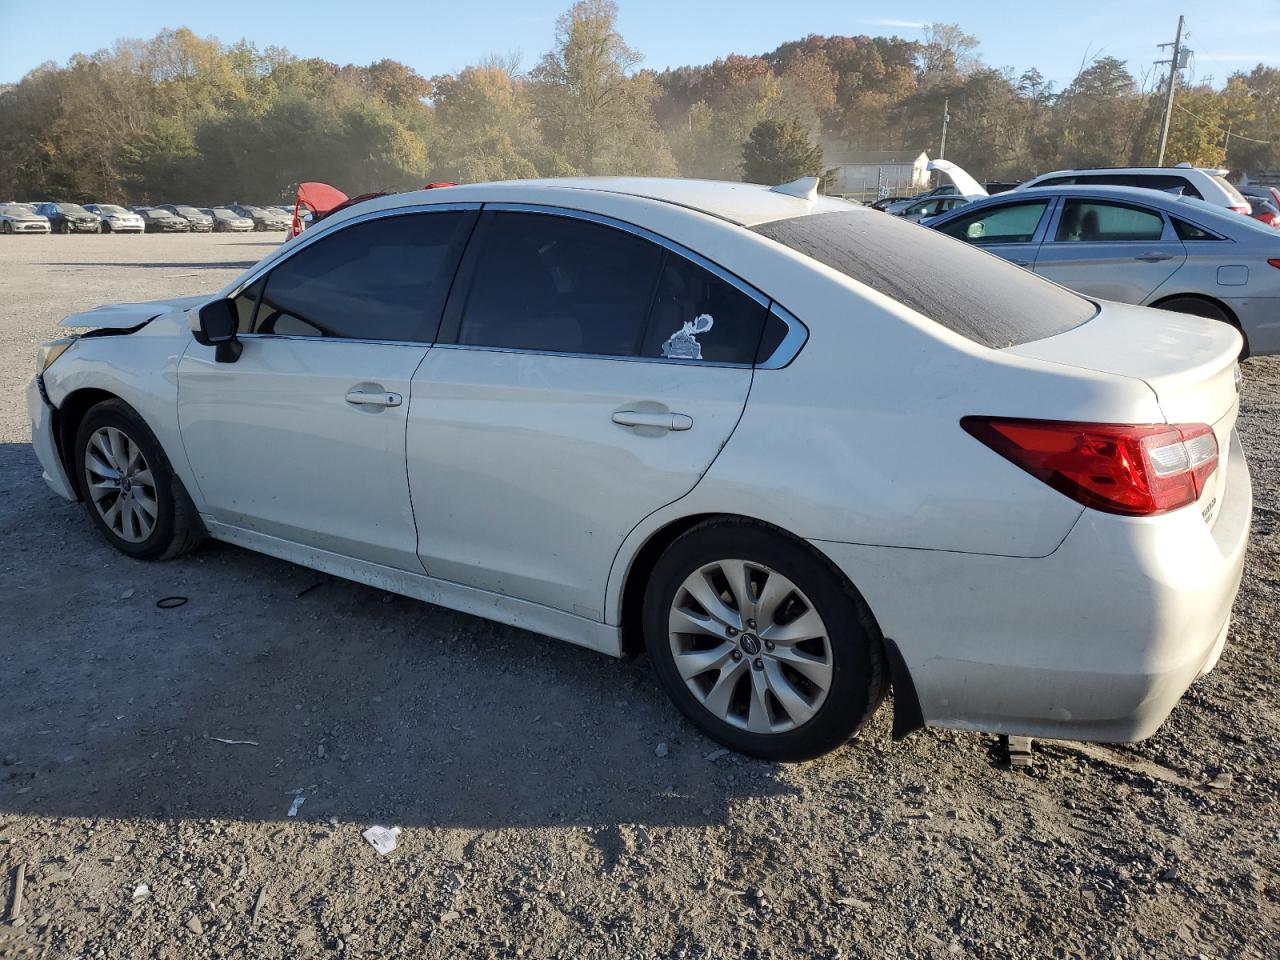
[248, 211, 471, 341]
[1053, 201, 1165, 242]
[938, 201, 1049, 244]
[640, 253, 768, 363]
[456, 212, 664, 356]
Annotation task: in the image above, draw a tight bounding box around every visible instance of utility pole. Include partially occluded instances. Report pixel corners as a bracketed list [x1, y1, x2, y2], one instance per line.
[938, 97, 950, 160]
[1155, 15, 1185, 166]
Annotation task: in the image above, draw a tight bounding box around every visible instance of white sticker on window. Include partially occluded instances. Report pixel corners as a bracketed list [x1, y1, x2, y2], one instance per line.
[661, 313, 714, 360]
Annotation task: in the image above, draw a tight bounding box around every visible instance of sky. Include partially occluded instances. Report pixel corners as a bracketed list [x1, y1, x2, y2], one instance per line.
[1, 0, 1277, 90]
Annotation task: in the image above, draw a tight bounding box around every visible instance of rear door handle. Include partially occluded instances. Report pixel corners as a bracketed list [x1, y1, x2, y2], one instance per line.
[612, 410, 693, 431]
[1135, 252, 1175, 262]
[345, 388, 402, 408]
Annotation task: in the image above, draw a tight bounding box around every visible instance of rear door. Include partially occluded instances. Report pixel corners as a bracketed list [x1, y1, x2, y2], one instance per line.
[933, 197, 1055, 267]
[406, 207, 779, 620]
[1033, 197, 1187, 302]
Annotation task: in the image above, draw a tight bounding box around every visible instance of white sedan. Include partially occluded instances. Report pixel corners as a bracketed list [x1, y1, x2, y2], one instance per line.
[27, 177, 1250, 761]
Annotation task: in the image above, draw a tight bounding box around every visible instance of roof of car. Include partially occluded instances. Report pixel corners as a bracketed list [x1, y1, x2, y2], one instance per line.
[362, 177, 859, 227]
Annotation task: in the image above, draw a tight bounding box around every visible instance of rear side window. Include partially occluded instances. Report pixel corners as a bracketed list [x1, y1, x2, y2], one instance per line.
[1172, 218, 1222, 241]
[752, 209, 1097, 348]
[639, 252, 768, 362]
[248, 211, 472, 341]
[454, 211, 769, 363]
[1053, 200, 1165, 242]
[938, 201, 1049, 244]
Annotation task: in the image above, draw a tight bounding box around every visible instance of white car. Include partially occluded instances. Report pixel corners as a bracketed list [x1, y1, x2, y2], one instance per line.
[84, 204, 146, 233]
[1016, 165, 1253, 215]
[0, 203, 51, 233]
[27, 177, 1250, 761]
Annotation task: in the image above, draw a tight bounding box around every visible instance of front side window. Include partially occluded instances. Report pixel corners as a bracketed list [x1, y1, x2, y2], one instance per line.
[245, 211, 472, 342]
[939, 201, 1049, 244]
[1053, 200, 1165, 243]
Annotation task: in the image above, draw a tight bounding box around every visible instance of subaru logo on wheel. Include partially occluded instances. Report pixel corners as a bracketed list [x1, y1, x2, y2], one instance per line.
[739, 633, 761, 656]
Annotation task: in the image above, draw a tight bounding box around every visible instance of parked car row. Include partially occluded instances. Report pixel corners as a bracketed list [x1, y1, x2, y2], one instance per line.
[0, 201, 294, 235]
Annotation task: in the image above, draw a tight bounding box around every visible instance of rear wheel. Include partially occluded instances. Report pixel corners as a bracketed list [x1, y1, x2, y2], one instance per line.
[74, 400, 205, 561]
[1, 221, 11, 234]
[643, 519, 885, 761]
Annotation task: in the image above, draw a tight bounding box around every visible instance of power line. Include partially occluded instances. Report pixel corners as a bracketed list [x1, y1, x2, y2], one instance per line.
[1175, 103, 1273, 145]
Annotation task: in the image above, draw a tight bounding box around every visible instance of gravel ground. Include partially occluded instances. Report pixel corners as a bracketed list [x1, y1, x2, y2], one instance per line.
[0, 233, 1277, 960]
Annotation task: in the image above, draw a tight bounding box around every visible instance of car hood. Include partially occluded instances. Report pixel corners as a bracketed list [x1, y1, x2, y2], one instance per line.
[60, 293, 210, 329]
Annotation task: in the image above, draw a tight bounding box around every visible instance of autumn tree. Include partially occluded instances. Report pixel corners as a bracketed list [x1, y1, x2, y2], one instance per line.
[531, 0, 675, 175]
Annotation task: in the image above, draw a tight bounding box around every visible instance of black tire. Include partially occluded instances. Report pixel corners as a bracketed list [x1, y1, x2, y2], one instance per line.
[1155, 296, 1249, 358]
[73, 399, 205, 561]
[1, 221, 11, 234]
[642, 519, 886, 762]
[58, 220, 70, 234]
[100, 221, 111, 234]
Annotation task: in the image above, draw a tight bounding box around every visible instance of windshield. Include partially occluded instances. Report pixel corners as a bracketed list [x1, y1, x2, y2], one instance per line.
[211, 208, 237, 217]
[174, 205, 201, 216]
[1, 205, 30, 216]
[95, 204, 128, 215]
[1176, 195, 1280, 236]
[752, 209, 1097, 348]
[57, 203, 89, 214]
[241, 206, 265, 215]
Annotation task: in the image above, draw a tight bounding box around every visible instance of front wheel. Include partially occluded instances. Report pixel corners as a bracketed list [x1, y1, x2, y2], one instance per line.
[74, 399, 205, 561]
[643, 519, 886, 762]
[100, 221, 111, 233]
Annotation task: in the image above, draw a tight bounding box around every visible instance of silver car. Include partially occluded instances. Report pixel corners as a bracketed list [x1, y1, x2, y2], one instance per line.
[84, 204, 145, 233]
[926, 185, 1280, 356]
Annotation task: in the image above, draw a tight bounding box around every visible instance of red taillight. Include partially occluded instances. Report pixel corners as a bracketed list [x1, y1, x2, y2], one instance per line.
[962, 418, 1218, 516]
[1268, 259, 1280, 269]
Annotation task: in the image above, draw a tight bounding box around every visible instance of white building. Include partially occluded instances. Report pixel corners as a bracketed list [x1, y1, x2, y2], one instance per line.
[827, 150, 931, 200]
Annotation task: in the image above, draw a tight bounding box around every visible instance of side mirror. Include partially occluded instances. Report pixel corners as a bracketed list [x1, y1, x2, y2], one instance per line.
[966, 221, 986, 240]
[195, 299, 242, 363]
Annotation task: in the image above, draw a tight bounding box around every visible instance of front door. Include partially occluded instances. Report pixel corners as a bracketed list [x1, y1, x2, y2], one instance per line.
[407, 208, 774, 619]
[178, 207, 476, 570]
[1033, 197, 1187, 301]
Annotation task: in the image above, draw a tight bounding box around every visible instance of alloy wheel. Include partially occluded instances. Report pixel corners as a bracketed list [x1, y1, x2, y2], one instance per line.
[83, 426, 158, 543]
[667, 559, 833, 734]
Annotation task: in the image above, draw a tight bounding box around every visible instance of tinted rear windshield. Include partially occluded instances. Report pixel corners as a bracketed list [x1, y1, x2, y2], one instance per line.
[751, 210, 1097, 348]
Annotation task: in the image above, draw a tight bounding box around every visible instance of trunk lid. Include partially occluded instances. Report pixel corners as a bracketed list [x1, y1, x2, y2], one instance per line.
[1007, 301, 1242, 527]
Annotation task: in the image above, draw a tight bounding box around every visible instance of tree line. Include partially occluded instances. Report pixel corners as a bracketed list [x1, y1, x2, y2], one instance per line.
[1, 0, 1277, 205]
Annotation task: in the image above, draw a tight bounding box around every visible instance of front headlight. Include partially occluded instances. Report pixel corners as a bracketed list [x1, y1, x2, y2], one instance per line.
[37, 337, 77, 374]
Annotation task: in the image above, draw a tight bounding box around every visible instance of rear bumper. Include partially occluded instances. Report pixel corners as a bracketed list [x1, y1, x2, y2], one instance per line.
[814, 432, 1251, 742]
[26, 376, 77, 501]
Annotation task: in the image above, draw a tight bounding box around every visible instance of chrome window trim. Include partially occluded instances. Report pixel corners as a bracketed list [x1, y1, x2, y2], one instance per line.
[226, 201, 483, 300]
[757, 304, 809, 370]
[225, 198, 808, 368]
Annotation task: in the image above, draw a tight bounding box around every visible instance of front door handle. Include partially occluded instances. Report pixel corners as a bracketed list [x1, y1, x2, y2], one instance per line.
[1135, 251, 1175, 262]
[612, 410, 693, 431]
[345, 388, 402, 408]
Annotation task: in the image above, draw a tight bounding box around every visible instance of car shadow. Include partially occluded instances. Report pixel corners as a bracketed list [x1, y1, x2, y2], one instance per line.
[37, 261, 259, 270]
[0, 442, 810, 831]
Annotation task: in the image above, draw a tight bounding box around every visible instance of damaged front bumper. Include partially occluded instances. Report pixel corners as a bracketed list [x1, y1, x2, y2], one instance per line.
[26, 375, 77, 501]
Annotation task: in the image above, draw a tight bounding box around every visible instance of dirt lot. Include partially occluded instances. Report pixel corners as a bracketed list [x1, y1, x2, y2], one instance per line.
[0, 232, 1277, 960]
